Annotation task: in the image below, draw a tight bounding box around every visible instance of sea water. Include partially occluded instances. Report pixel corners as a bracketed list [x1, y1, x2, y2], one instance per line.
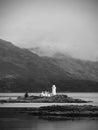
[0, 114, 98, 130]
[0, 93, 98, 130]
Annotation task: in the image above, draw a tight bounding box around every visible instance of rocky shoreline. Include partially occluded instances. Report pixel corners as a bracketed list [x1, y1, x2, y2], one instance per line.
[0, 94, 92, 103]
[38, 105, 98, 120]
[0, 94, 96, 120]
[0, 105, 98, 120]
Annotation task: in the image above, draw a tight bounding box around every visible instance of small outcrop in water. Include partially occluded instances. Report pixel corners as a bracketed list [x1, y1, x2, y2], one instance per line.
[37, 105, 98, 120]
[0, 105, 98, 120]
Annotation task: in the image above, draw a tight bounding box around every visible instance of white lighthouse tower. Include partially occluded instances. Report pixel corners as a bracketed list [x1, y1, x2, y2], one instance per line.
[52, 85, 56, 96]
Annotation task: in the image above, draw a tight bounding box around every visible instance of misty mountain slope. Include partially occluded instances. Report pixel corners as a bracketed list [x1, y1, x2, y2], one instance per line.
[0, 39, 98, 92]
[0, 40, 69, 79]
[30, 47, 98, 81]
[44, 56, 98, 81]
[0, 39, 70, 92]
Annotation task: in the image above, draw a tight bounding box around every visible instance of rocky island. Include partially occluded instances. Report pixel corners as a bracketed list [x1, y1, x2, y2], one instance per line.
[0, 85, 92, 103]
[0, 94, 91, 103]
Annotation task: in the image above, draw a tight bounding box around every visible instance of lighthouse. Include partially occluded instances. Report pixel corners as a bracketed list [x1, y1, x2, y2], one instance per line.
[52, 85, 56, 95]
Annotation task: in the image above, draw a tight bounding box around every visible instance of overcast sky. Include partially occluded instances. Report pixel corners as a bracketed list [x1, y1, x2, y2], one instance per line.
[0, 0, 97, 61]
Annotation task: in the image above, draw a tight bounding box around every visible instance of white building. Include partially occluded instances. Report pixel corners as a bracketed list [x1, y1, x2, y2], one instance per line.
[41, 91, 51, 97]
[41, 85, 56, 97]
[52, 85, 56, 95]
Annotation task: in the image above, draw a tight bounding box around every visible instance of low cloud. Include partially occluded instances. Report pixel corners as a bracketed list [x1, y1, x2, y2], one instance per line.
[0, 0, 97, 61]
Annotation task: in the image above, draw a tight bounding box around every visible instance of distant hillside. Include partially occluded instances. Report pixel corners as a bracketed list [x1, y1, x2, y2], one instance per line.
[43, 56, 98, 81]
[0, 39, 98, 92]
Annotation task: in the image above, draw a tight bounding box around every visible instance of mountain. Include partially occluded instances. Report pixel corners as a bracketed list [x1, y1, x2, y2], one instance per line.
[0, 39, 98, 92]
[29, 47, 45, 56]
[29, 46, 71, 58]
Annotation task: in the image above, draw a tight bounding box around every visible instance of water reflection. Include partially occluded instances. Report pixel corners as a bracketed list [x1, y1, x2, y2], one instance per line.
[0, 115, 98, 130]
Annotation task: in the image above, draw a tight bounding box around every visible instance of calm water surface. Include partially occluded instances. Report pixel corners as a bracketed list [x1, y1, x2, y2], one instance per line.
[0, 115, 98, 130]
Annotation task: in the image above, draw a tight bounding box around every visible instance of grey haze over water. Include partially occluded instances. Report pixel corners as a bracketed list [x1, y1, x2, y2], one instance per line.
[0, 0, 97, 61]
